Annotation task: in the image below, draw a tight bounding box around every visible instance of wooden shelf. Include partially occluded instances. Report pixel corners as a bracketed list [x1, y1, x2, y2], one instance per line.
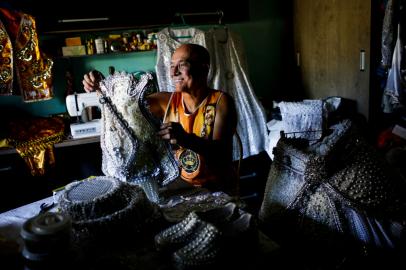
[58, 49, 156, 60]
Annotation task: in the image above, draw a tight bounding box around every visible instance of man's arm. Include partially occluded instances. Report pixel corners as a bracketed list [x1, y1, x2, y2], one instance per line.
[146, 92, 171, 119]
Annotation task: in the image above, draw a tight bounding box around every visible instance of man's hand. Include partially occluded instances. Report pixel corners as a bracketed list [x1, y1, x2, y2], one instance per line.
[83, 70, 104, 92]
[158, 122, 188, 146]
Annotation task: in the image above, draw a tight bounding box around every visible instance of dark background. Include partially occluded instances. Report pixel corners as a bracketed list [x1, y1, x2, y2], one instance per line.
[1, 0, 250, 33]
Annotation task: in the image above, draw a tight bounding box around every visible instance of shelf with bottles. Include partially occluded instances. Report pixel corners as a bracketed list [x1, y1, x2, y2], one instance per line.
[57, 48, 157, 60]
[41, 29, 158, 60]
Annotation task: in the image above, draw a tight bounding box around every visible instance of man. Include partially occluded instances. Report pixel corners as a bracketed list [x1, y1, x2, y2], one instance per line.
[83, 44, 238, 193]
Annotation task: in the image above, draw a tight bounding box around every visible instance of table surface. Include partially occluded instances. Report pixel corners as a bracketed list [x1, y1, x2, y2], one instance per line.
[0, 191, 280, 270]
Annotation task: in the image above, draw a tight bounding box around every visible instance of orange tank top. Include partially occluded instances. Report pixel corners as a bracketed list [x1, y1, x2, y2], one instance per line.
[163, 90, 224, 186]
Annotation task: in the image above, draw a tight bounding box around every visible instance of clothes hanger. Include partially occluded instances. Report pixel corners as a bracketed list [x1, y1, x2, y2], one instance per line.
[213, 10, 228, 43]
[169, 13, 193, 39]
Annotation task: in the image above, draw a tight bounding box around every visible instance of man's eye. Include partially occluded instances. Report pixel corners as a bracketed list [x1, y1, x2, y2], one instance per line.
[179, 63, 189, 70]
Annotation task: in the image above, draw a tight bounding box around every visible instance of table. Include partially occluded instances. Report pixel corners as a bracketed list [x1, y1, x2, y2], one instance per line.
[0, 192, 280, 270]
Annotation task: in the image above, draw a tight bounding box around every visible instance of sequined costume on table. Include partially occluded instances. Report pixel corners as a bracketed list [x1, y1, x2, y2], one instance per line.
[99, 72, 179, 202]
[0, 8, 53, 101]
[8, 117, 64, 176]
[259, 119, 406, 251]
[155, 27, 268, 160]
[163, 89, 235, 187]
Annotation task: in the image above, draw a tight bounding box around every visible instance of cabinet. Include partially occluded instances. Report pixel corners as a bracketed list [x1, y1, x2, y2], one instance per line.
[293, 0, 371, 119]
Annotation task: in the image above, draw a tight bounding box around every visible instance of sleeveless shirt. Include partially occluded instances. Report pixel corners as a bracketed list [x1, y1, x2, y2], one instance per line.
[163, 89, 225, 186]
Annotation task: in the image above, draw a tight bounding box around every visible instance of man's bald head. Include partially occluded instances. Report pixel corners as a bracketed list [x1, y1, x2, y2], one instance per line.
[175, 44, 210, 76]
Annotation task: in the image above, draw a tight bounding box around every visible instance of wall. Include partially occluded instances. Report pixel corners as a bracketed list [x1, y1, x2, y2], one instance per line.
[0, 0, 291, 117]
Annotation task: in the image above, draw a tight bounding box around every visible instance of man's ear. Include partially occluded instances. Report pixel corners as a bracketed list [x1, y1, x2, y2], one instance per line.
[203, 64, 210, 74]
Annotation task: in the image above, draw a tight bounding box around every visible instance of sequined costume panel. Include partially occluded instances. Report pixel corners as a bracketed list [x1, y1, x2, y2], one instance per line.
[381, 0, 396, 69]
[259, 119, 406, 249]
[0, 19, 13, 95]
[99, 72, 179, 187]
[0, 8, 53, 101]
[15, 14, 53, 102]
[155, 27, 268, 160]
[278, 100, 323, 140]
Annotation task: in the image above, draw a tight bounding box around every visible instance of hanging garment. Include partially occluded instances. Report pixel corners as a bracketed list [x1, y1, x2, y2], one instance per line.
[99, 71, 179, 202]
[155, 27, 268, 160]
[156, 27, 209, 92]
[382, 26, 406, 113]
[381, 0, 396, 69]
[0, 8, 53, 101]
[259, 119, 406, 252]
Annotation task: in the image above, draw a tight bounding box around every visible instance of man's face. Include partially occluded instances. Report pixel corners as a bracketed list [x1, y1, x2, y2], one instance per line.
[170, 46, 199, 92]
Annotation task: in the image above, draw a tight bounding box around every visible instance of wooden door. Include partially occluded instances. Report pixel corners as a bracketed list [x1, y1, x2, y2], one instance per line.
[294, 0, 371, 119]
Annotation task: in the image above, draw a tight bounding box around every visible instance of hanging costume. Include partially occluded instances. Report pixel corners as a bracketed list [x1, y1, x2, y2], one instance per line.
[0, 7, 53, 101]
[163, 89, 234, 187]
[156, 27, 268, 160]
[381, 0, 406, 113]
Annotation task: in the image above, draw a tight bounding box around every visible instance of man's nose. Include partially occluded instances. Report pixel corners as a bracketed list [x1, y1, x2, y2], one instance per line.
[171, 65, 181, 76]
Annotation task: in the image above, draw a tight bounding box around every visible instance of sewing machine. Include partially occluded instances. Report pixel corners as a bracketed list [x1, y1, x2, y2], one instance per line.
[66, 92, 102, 139]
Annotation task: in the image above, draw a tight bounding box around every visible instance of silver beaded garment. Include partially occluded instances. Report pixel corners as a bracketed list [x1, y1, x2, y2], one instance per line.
[259, 119, 406, 249]
[99, 72, 179, 201]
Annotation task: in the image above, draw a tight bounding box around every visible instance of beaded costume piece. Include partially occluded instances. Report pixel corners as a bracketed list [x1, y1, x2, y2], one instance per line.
[99, 72, 179, 201]
[0, 8, 53, 101]
[8, 116, 64, 176]
[58, 176, 160, 244]
[259, 119, 406, 249]
[0, 16, 13, 95]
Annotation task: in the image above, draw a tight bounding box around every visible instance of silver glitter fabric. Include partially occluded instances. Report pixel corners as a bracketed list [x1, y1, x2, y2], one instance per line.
[381, 0, 396, 69]
[155, 27, 268, 160]
[58, 176, 161, 243]
[259, 119, 406, 249]
[278, 100, 323, 141]
[99, 71, 179, 198]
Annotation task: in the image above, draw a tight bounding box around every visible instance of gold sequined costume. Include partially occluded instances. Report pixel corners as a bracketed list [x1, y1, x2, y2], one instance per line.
[0, 7, 53, 101]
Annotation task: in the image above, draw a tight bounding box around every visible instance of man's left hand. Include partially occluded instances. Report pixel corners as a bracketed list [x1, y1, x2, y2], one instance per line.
[158, 122, 188, 146]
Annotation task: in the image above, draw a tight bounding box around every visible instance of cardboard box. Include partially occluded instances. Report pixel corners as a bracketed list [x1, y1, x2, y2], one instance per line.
[62, 45, 86, 56]
[65, 37, 82, 46]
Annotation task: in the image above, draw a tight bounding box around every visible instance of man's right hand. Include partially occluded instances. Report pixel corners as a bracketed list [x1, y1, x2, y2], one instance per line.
[83, 70, 104, 92]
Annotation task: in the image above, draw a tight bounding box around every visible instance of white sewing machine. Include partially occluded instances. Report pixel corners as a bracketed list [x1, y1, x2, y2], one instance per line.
[66, 92, 102, 139]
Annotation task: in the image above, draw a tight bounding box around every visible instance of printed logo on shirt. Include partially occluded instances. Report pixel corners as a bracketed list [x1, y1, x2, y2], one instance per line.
[179, 149, 200, 174]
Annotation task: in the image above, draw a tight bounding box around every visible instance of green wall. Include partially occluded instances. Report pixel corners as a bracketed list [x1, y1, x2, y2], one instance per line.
[0, 0, 292, 117]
